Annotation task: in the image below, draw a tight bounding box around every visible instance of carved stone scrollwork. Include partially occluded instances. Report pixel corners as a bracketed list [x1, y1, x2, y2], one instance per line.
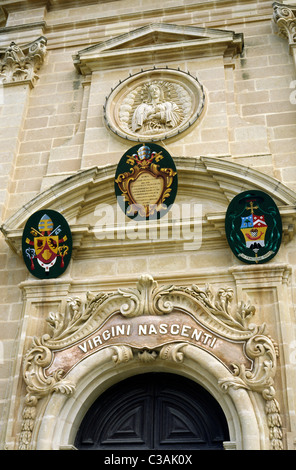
[111, 343, 187, 365]
[118, 273, 174, 317]
[273, 3, 296, 46]
[158, 343, 187, 363]
[19, 336, 75, 450]
[0, 36, 47, 87]
[111, 345, 133, 364]
[218, 329, 282, 450]
[183, 284, 255, 331]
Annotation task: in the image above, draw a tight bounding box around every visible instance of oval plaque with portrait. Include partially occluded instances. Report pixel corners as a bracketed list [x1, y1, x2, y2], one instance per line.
[115, 143, 178, 220]
[22, 209, 72, 279]
[225, 190, 282, 264]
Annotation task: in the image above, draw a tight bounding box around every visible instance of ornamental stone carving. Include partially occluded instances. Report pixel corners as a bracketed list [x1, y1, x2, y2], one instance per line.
[104, 68, 205, 142]
[0, 36, 47, 87]
[273, 2, 296, 46]
[19, 274, 282, 450]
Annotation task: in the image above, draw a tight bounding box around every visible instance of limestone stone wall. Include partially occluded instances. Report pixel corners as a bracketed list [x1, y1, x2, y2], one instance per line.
[0, 0, 296, 450]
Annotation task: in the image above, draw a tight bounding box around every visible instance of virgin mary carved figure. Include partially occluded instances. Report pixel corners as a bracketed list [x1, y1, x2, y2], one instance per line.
[131, 82, 182, 135]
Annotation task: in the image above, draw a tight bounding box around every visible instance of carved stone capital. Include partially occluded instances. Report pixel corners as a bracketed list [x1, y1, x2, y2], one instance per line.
[273, 2, 296, 46]
[0, 36, 47, 87]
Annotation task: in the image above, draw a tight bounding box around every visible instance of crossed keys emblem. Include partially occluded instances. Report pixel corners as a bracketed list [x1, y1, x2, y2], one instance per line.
[23, 211, 71, 277]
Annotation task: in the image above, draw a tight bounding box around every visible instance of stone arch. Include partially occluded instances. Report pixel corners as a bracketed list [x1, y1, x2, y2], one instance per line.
[35, 344, 262, 450]
[1, 156, 296, 254]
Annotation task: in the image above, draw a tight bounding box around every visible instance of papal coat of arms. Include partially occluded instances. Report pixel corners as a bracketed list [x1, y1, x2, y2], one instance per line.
[114, 143, 178, 220]
[225, 190, 282, 264]
[22, 210, 72, 278]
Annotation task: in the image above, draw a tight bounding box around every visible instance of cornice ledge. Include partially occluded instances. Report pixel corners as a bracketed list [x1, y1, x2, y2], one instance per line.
[229, 262, 292, 286]
[0, 20, 46, 35]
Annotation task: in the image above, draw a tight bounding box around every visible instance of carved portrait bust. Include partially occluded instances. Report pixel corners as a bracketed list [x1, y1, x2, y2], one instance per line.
[104, 68, 205, 142]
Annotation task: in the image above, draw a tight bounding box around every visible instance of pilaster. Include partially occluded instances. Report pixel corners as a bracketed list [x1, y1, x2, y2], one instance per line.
[230, 263, 296, 446]
[0, 36, 47, 221]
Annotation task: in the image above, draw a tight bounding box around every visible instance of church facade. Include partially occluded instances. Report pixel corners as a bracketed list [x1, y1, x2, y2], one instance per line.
[0, 0, 296, 451]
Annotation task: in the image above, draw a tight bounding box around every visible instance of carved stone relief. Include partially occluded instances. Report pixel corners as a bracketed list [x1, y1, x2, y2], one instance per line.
[104, 68, 205, 142]
[273, 2, 296, 46]
[0, 36, 47, 87]
[19, 274, 282, 450]
[273, 2, 296, 71]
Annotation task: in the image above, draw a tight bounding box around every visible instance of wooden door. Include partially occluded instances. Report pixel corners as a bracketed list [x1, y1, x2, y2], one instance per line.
[75, 373, 229, 450]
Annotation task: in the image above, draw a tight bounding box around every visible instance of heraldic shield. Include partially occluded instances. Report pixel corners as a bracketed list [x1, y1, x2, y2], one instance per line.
[22, 210, 72, 279]
[225, 190, 282, 264]
[115, 143, 178, 220]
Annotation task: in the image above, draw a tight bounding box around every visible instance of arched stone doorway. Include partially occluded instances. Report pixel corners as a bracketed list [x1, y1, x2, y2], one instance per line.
[74, 372, 230, 450]
[33, 342, 269, 450]
[19, 274, 281, 450]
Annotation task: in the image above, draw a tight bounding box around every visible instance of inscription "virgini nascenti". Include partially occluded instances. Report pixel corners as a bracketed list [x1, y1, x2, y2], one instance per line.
[45, 311, 251, 378]
[77, 321, 217, 354]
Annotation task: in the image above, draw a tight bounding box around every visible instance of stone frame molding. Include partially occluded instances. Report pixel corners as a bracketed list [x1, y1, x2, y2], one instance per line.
[19, 274, 282, 450]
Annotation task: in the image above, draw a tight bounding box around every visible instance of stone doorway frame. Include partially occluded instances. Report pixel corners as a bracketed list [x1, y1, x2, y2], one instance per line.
[19, 274, 281, 451]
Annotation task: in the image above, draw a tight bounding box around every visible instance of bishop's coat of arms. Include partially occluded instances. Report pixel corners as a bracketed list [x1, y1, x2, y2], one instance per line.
[225, 191, 282, 264]
[22, 210, 72, 278]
